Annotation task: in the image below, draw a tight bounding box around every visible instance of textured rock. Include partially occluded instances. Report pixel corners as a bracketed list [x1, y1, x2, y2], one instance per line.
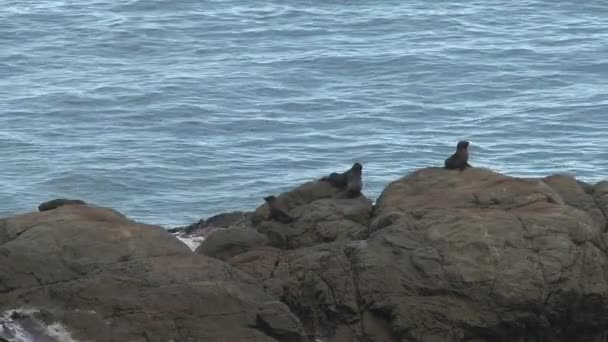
[0, 205, 308, 342]
[231, 168, 608, 341]
[253, 180, 373, 249]
[3, 168, 608, 342]
[594, 181, 608, 229]
[230, 242, 360, 340]
[169, 211, 252, 237]
[544, 174, 607, 229]
[196, 227, 269, 261]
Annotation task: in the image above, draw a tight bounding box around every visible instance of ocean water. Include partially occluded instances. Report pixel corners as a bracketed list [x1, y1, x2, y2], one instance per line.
[1, 0, 607, 227]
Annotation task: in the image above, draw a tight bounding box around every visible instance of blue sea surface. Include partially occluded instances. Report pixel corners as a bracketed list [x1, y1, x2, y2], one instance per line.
[1, 0, 607, 226]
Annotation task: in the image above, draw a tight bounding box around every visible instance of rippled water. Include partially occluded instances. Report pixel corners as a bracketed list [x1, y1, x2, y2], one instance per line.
[1, 0, 607, 226]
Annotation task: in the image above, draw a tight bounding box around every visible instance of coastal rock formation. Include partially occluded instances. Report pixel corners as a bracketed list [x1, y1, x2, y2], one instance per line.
[229, 168, 608, 341]
[253, 180, 373, 249]
[2, 168, 608, 342]
[169, 210, 252, 237]
[196, 227, 269, 261]
[0, 205, 308, 342]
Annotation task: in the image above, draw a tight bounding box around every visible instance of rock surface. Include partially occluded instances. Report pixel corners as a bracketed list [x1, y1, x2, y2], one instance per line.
[0, 205, 308, 342]
[2, 168, 608, 342]
[196, 227, 269, 261]
[169, 211, 252, 237]
[253, 180, 374, 249]
[229, 168, 608, 341]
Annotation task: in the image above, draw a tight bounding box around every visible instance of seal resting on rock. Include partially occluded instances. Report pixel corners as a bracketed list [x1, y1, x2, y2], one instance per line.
[263, 195, 294, 223]
[344, 163, 363, 198]
[444, 141, 471, 170]
[322, 162, 363, 197]
[38, 198, 86, 212]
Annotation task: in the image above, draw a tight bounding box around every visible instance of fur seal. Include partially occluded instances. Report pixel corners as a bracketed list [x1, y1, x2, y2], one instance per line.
[263, 195, 294, 223]
[344, 163, 363, 198]
[322, 162, 363, 197]
[38, 198, 86, 212]
[444, 141, 471, 170]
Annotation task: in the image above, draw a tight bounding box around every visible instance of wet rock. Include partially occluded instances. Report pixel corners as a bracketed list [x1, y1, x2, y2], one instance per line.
[233, 168, 608, 341]
[169, 211, 252, 237]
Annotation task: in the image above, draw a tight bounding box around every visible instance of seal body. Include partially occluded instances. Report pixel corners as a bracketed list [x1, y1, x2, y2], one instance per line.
[38, 198, 86, 212]
[263, 196, 294, 223]
[344, 164, 363, 198]
[444, 141, 471, 170]
[322, 162, 363, 197]
[322, 172, 348, 188]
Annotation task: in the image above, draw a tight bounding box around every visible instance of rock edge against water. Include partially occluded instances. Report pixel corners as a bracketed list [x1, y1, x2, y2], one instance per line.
[2, 167, 608, 342]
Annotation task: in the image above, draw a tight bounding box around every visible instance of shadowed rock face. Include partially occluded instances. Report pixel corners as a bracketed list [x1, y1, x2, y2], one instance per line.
[2, 168, 608, 342]
[0, 205, 308, 342]
[169, 211, 253, 237]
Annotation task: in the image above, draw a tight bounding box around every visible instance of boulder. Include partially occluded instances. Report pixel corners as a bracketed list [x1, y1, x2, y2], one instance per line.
[543, 174, 606, 229]
[231, 168, 608, 341]
[169, 211, 253, 237]
[230, 242, 360, 340]
[0, 205, 308, 342]
[362, 168, 608, 341]
[196, 228, 269, 261]
[253, 180, 373, 249]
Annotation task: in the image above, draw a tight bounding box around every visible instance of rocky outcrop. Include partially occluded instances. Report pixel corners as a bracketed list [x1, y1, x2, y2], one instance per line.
[169, 211, 252, 237]
[228, 168, 608, 341]
[0, 205, 308, 342]
[543, 175, 607, 229]
[196, 228, 269, 261]
[253, 180, 373, 249]
[3, 168, 608, 342]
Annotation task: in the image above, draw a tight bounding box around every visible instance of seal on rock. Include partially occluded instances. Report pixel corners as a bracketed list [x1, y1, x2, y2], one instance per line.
[344, 163, 363, 198]
[263, 195, 294, 223]
[444, 141, 471, 170]
[322, 162, 363, 197]
[38, 198, 86, 212]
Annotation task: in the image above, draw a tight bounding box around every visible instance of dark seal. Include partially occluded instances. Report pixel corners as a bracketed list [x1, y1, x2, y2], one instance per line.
[322, 162, 363, 197]
[444, 140, 471, 170]
[38, 198, 86, 212]
[263, 195, 294, 223]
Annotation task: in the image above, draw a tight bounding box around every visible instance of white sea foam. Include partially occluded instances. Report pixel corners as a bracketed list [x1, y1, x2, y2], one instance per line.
[174, 234, 205, 251]
[45, 322, 78, 342]
[0, 308, 79, 342]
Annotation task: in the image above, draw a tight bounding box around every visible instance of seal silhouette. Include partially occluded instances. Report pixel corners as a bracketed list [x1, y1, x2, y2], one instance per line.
[322, 162, 363, 197]
[263, 195, 294, 223]
[38, 198, 86, 212]
[444, 140, 471, 170]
